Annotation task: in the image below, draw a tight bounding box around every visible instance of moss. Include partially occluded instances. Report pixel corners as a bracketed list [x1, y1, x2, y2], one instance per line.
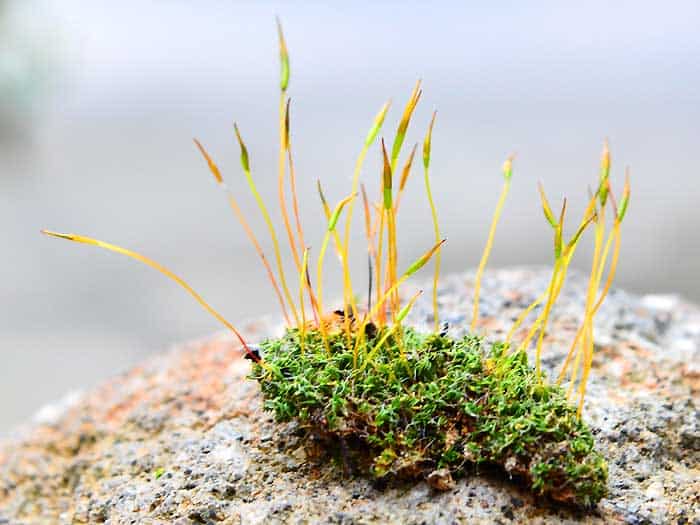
[251, 326, 607, 507]
[40, 18, 623, 513]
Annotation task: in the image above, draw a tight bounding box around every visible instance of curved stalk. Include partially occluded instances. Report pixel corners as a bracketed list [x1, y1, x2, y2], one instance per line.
[234, 124, 300, 327]
[299, 248, 309, 354]
[423, 111, 441, 331]
[471, 158, 513, 332]
[506, 291, 546, 344]
[193, 139, 292, 327]
[41, 230, 265, 367]
[279, 94, 301, 271]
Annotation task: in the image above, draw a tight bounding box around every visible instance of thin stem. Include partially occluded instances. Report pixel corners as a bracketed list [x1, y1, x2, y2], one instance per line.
[594, 226, 616, 292]
[556, 226, 616, 384]
[506, 291, 546, 344]
[193, 139, 291, 326]
[360, 289, 422, 369]
[41, 231, 266, 368]
[299, 248, 309, 354]
[340, 151, 369, 309]
[517, 245, 575, 353]
[223, 190, 292, 327]
[393, 143, 418, 214]
[316, 228, 334, 355]
[471, 175, 511, 332]
[353, 239, 445, 360]
[279, 93, 302, 272]
[593, 222, 621, 312]
[381, 137, 400, 321]
[317, 181, 354, 343]
[514, 192, 596, 356]
[288, 142, 320, 320]
[423, 113, 440, 332]
[234, 124, 300, 327]
[558, 325, 583, 385]
[386, 203, 399, 318]
[317, 180, 345, 261]
[558, 225, 617, 383]
[534, 258, 562, 376]
[567, 335, 584, 398]
[572, 221, 620, 398]
[575, 206, 606, 415]
[317, 194, 355, 353]
[286, 101, 307, 259]
[341, 102, 391, 332]
[361, 184, 378, 314]
[304, 261, 321, 326]
[375, 205, 386, 326]
[576, 320, 595, 416]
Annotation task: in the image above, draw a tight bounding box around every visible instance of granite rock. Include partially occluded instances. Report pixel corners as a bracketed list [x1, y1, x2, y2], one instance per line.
[1, 269, 698, 524]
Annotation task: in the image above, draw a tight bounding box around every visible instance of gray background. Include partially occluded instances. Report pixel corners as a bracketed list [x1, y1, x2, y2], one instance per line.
[1, 1, 699, 431]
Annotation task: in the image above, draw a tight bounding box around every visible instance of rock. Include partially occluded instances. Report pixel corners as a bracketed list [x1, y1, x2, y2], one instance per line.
[1, 268, 698, 524]
[426, 469, 456, 491]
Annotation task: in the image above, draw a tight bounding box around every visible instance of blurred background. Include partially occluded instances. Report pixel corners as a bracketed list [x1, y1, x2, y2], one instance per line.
[1, 1, 698, 432]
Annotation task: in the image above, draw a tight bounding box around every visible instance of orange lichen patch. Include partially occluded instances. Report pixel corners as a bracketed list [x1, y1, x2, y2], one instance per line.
[590, 340, 685, 397]
[26, 333, 254, 444]
[176, 343, 243, 424]
[681, 364, 700, 393]
[501, 289, 526, 305]
[154, 344, 240, 420]
[102, 390, 147, 427]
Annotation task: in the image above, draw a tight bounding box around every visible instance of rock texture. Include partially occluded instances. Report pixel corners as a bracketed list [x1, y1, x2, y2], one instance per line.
[1, 269, 698, 524]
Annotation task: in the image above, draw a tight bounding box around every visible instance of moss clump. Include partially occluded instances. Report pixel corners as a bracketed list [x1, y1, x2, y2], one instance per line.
[251, 326, 607, 507]
[40, 19, 623, 512]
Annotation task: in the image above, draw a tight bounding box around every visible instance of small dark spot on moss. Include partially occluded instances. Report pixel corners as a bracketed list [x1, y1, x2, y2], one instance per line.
[510, 496, 524, 508]
[501, 504, 515, 520]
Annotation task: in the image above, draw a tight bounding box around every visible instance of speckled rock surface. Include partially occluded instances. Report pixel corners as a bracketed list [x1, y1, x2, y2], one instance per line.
[1, 269, 698, 525]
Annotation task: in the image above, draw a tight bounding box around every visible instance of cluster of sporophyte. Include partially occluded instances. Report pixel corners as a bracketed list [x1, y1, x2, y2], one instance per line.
[43, 21, 629, 507]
